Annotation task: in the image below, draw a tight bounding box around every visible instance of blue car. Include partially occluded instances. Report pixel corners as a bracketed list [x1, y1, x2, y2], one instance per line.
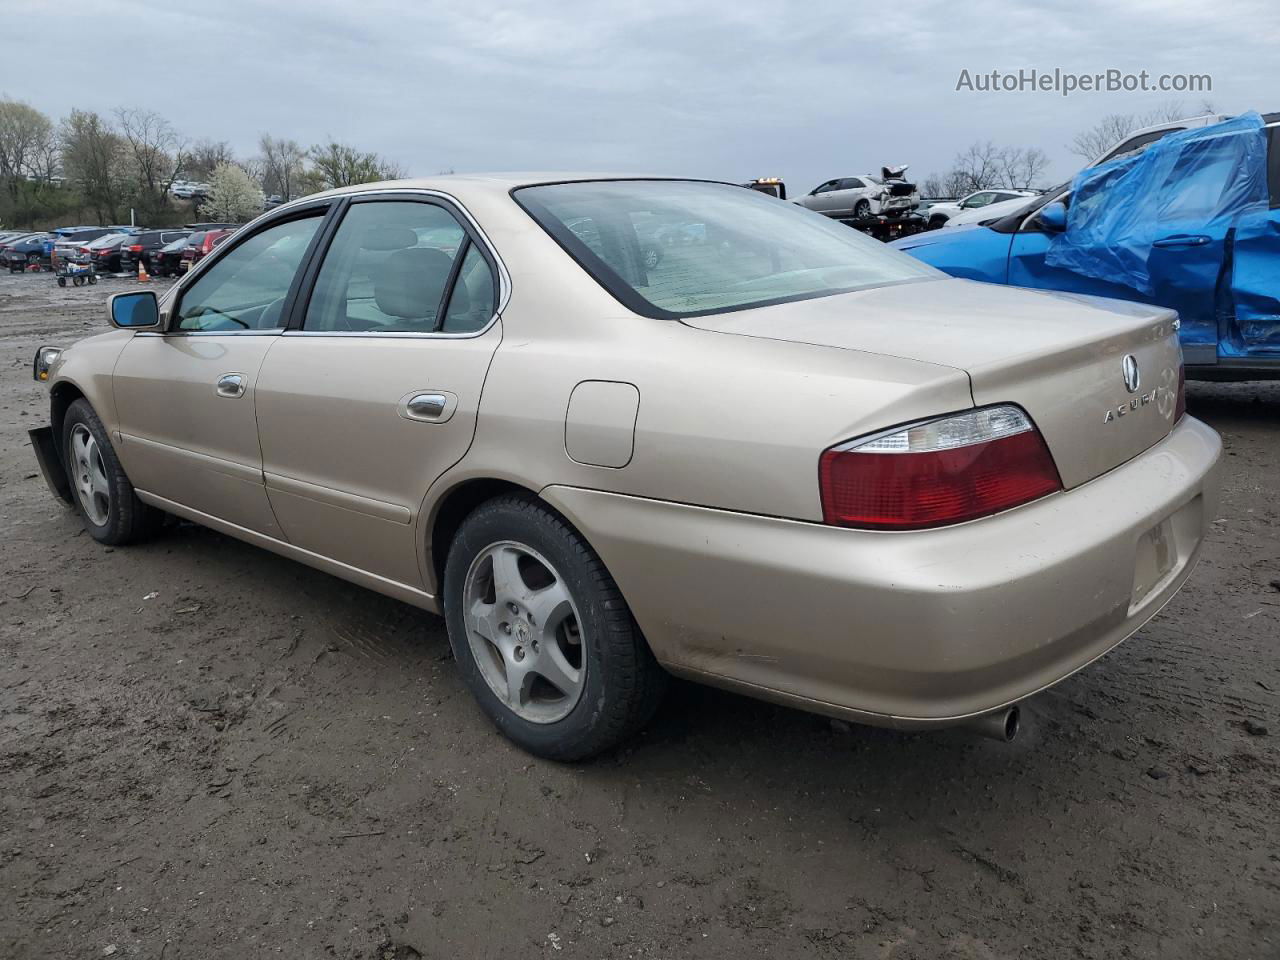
[893, 112, 1280, 380]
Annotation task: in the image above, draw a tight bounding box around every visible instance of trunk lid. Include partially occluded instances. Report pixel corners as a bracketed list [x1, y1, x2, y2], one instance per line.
[682, 277, 1183, 489]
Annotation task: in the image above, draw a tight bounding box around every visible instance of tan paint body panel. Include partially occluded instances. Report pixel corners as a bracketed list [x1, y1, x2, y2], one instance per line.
[112, 333, 283, 536]
[564, 380, 639, 468]
[542, 416, 1221, 724]
[687, 279, 1184, 488]
[255, 327, 501, 587]
[40, 174, 1224, 729]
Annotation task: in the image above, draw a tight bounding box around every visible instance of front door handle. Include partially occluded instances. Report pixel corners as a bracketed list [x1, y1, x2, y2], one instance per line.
[215, 373, 246, 398]
[1153, 234, 1211, 248]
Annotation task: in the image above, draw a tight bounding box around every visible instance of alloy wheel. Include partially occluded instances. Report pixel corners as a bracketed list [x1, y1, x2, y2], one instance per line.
[69, 423, 110, 526]
[463, 541, 586, 724]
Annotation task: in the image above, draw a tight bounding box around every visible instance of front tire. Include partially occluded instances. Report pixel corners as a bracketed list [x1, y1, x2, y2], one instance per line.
[443, 495, 666, 761]
[61, 399, 161, 545]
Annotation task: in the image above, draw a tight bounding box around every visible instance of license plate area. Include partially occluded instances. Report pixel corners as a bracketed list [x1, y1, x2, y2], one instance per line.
[1130, 495, 1203, 612]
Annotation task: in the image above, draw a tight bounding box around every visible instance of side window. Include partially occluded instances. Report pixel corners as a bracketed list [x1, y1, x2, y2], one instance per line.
[304, 201, 466, 333]
[813, 181, 836, 195]
[441, 244, 496, 333]
[174, 214, 322, 332]
[841, 178, 864, 190]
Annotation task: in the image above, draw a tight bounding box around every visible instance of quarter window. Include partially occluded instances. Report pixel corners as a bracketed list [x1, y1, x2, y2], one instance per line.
[441, 244, 497, 333]
[304, 201, 471, 333]
[174, 214, 322, 332]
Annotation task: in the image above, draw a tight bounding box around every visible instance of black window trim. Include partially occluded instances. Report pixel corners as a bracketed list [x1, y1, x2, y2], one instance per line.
[281, 189, 505, 340]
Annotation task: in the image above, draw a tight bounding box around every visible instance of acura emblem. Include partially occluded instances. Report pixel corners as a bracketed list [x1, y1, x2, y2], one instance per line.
[1122, 354, 1140, 393]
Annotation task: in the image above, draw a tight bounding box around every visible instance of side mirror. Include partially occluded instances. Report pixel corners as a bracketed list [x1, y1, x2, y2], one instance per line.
[1039, 201, 1068, 233]
[109, 291, 161, 330]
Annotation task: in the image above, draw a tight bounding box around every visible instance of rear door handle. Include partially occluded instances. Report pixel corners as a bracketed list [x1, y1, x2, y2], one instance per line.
[1153, 234, 1211, 248]
[215, 373, 246, 398]
[398, 390, 458, 423]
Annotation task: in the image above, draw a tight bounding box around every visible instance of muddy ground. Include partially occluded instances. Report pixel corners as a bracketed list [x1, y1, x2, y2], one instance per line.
[0, 269, 1276, 960]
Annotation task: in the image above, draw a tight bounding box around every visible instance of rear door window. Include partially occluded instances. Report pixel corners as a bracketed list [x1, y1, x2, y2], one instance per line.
[303, 200, 480, 334]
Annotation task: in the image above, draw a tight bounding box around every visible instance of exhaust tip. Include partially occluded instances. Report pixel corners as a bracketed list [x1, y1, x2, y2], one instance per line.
[1001, 705, 1020, 742]
[964, 705, 1021, 742]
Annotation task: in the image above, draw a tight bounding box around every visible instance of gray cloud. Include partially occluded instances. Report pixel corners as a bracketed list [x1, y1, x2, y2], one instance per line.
[5, 0, 1276, 192]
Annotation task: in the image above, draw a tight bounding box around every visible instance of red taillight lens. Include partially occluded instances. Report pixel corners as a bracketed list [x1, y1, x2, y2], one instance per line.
[1174, 362, 1186, 422]
[819, 405, 1063, 531]
[129, 244, 143, 252]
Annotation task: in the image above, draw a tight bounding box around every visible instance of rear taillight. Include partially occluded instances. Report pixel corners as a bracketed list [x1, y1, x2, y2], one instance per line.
[819, 405, 1063, 531]
[129, 244, 143, 252]
[1174, 362, 1186, 422]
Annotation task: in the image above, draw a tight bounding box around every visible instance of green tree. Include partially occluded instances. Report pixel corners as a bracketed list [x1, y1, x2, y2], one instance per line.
[306, 140, 405, 191]
[60, 109, 123, 223]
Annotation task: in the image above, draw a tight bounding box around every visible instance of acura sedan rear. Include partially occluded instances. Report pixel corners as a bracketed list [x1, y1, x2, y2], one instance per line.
[30, 176, 1220, 760]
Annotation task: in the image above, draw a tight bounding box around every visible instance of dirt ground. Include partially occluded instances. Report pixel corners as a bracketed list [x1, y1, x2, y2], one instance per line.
[0, 269, 1276, 960]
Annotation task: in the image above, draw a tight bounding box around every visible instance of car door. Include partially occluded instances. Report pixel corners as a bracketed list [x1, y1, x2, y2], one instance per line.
[1011, 127, 1257, 363]
[804, 180, 842, 213]
[111, 206, 331, 536]
[1222, 121, 1280, 360]
[253, 193, 504, 589]
[832, 178, 867, 215]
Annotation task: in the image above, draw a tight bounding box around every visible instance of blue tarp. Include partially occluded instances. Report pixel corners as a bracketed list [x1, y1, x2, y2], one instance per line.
[1046, 112, 1270, 295]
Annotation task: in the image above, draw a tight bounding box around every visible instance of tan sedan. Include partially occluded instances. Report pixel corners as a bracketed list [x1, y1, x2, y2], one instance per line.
[30, 176, 1222, 759]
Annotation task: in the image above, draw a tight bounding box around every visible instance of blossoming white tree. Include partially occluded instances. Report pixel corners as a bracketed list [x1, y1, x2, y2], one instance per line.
[202, 162, 264, 223]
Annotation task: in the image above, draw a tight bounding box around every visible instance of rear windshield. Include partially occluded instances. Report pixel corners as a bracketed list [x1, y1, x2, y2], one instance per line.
[515, 180, 938, 319]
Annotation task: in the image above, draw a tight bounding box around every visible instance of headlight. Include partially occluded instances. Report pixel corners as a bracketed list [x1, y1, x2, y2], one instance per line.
[33, 345, 63, 382]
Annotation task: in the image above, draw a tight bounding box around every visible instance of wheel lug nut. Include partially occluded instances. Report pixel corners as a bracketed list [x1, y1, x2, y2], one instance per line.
[507, 602, 519, 614]
[500, 622, 511, 634]
[514, 646, 525, 661]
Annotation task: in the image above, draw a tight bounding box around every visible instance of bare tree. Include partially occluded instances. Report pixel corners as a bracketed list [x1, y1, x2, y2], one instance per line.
[995, 146, 1050, 189]
[0, 98, 55, 198]
[116, 107, 184, 215]
[258, 134, 306, 199]
[60, 109, 123, 223]
[1067, 100, 1218, 161]
[949, 141, 1004, 193]
[183, 139, 236, 180]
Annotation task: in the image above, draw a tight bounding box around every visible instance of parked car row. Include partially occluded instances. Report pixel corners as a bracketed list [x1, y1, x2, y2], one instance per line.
[1, 231, 54, 272]
[0, 221, 246, 279]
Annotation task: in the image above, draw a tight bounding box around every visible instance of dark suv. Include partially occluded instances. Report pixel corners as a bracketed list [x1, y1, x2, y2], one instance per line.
[119, 229, 191, 274]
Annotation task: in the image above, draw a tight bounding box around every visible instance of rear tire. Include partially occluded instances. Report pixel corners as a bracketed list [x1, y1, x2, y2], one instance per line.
[853, 199, 872, 218]
[61, 399, 162, 545]
[443, 495, 666, 761]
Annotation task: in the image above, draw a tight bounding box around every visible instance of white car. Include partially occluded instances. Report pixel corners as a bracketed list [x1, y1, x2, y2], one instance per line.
[795, 168, 919, 219]
[925, 190, 1038, 229]
[943, 194, 1043, 228]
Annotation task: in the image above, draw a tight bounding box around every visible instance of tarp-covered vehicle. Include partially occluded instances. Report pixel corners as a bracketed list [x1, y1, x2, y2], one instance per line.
[892, 112, 1280, 379]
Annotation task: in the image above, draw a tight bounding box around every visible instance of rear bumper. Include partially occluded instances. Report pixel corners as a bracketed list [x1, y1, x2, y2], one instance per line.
[542, 416, 1222, 727]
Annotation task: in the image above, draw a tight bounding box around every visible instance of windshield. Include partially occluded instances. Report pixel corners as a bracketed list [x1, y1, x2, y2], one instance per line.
[515, 180, 939, 319]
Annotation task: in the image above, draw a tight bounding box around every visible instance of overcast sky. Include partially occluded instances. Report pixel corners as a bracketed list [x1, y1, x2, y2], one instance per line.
[5, 0, 1277, 192]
